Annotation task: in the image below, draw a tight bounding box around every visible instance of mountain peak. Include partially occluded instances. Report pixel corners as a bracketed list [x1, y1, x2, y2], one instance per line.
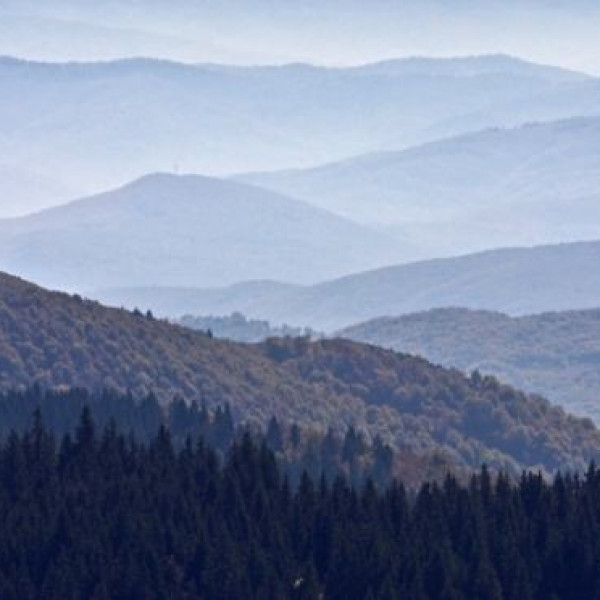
[0, 173, 406, 290]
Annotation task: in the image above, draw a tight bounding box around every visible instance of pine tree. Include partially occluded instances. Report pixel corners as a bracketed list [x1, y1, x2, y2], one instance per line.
[266, 417, 284, 453]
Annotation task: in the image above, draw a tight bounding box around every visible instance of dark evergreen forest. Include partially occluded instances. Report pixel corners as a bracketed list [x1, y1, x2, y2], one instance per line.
[0, 387, 411, 489]
[1, 389, 600, 599]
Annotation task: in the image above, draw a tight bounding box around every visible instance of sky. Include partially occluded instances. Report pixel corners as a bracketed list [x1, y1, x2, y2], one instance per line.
[0, 1, 600, 73]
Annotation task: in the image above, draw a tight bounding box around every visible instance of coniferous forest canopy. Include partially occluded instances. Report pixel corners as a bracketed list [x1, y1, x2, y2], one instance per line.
[0, 386, 448, 490]
[2, 401, 600, 600]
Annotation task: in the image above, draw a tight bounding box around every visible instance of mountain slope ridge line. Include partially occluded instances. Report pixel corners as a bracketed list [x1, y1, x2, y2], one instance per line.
[1, 270, 600, 473]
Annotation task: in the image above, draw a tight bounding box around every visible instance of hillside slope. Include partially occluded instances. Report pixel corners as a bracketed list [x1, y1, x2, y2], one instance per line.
[0, 173, 404, 290]
[340, 308, 600, 422]
[1, 270, 600, 473]
[95, 240, 600, 331]
[239, 117, 600, 257]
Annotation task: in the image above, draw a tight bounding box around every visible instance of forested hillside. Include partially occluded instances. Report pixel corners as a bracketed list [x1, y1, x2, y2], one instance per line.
[2, 412, 600, 600]
[341, 307, 600, 422]
[0, 387, 456, 490]
[1, 271, 600, 473]
[4, 2, 600, 597]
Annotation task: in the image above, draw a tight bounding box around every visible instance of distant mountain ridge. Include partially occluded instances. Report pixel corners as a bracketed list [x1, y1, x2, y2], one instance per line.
[238, 116, 600, 258]
[0, 54, 595, 215]
[349, 53, 590, 80]
[94, 239, 600, 331]
[3, 0, 600, 73]
[340, 307, 600, 423]
[0, 173, 405, 290]
[2, 269, 600, 474]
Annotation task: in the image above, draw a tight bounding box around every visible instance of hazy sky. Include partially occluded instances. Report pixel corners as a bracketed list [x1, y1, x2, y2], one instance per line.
[1, 1, 600, 73]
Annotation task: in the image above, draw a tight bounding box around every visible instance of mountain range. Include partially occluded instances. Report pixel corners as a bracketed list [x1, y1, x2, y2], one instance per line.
[1, 269, 600, 474]
[0, 173, 403, 290]
[340, 307, 600, 423]
[95, 239, 600, 331]
[3, 1, 600, 73]
[4, 3, 600, 595]
[0, 54, 594, 215]
[239, 117, 600, 258]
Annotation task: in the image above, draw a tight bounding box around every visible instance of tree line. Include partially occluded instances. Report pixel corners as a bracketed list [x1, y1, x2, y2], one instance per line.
[0, 387, 414, 489]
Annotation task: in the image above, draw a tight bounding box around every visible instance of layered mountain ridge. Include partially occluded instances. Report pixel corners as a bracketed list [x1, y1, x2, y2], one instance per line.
[239, 116, 600, 257]
[95, 239, 600, 331]
[0, 53, 595, 216]
[0, 173, 405, 290]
